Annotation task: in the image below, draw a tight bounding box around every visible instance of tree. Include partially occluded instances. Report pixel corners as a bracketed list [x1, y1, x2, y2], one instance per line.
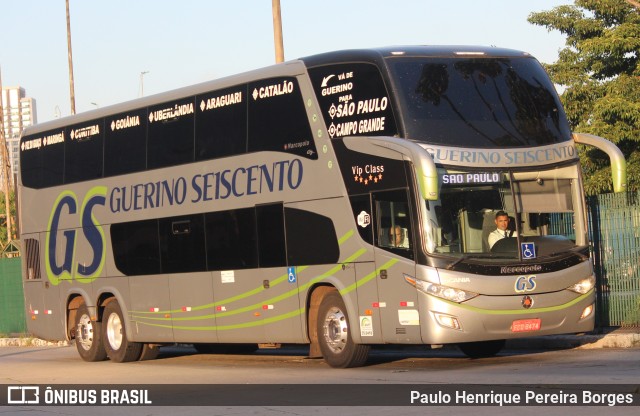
[0, 190, 16, 247]
[528, 0, 640, 194]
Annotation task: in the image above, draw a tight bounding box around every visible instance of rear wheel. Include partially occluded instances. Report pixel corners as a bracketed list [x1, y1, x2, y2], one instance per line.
[74, 304, 107, 362]
[102, 299, 143, 362]
[316, 290, 369, 368]
[458, 339, 505, 358]
[138, 344, 161, 361]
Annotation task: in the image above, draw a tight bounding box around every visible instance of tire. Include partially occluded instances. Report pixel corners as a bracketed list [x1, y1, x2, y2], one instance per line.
[102, 299, 143, 362]
[74, 304, 107, 362]
[316, 290, 370, 368]
[458, 339, 505, 358]
[138, 344, 161, 361]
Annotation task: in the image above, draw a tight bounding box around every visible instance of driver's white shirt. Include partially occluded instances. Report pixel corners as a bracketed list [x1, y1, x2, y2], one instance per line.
[488, 228, 518, 249]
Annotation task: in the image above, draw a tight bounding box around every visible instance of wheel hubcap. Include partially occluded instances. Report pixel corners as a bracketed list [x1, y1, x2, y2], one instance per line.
[106, 312, 123, 350]
[77, 313, 94, 351]
[322, 306, 348, 354]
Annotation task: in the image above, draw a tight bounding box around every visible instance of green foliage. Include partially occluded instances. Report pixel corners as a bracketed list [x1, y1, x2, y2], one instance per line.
[0, 191, 17, 246]
[529, 0, 640, 194]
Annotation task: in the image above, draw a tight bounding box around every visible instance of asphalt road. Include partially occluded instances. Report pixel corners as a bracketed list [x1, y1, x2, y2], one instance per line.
[1, 344, 638, 415]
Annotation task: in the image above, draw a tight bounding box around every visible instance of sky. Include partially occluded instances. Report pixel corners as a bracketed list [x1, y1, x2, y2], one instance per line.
[1, 0, 571, 123]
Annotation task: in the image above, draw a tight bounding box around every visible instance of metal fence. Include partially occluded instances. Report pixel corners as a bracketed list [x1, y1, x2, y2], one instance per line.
[588, 191, 640, 327]
[0, 257, 26, 334]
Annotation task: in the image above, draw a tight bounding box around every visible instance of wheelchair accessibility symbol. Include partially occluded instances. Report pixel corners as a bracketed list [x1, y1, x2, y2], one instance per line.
[521, 242, 536, 259]
[288, 267, 297, 283]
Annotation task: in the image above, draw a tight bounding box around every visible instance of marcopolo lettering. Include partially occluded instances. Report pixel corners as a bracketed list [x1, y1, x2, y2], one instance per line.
[46, 186, 107, 285]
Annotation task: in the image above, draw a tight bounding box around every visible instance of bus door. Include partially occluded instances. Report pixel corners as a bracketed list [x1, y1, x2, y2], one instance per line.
[371, 190, 421, 344]
[160, 215, 217, 344]
[211, 203, 303, 344]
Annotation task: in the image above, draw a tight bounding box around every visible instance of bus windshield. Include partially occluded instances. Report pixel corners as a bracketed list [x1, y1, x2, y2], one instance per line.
[426, 165, 585, 261]
[388, 56, 572, 147]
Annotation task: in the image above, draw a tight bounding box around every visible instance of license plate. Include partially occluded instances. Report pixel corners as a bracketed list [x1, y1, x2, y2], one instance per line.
[511, 318, 541, 333]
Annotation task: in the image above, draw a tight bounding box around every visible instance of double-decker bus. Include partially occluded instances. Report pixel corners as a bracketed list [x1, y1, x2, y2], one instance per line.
[19, 46, 626, 368]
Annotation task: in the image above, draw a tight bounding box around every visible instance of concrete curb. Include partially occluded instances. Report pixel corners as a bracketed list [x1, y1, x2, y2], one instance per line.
[506, 332, 640, 350]
[1, 333, 638, 350]
[0, 338, 70, 347]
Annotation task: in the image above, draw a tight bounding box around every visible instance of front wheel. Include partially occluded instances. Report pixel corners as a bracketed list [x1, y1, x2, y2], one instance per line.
[316, 290, 369, 368]
[458, 339, 505, 358]
[102, 299, 143, 362]
[75, 304, 107, 362]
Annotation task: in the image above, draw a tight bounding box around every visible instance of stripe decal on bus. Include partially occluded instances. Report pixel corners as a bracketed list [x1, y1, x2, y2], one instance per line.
[128, 229, 401, 331]
[133, 257, 400, 332]
[130, 248, 367, 322]
[131, 229, 356, 316]
[129, 249, 401, 330]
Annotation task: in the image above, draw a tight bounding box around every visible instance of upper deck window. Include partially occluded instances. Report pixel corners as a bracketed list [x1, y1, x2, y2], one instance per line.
[389, 57, 572, 148]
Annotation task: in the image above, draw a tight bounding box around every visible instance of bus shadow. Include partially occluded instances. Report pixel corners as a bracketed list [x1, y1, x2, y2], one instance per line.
[150, 343, 559, 366]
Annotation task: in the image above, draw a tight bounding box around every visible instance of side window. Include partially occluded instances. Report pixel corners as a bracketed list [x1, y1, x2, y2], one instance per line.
[24, 238, 41, 280]
[147, 97, 195, 169]
[159, 214, 206, 273]
[285, 208, 339, 265]
[373, 189, 414, 259]
[20, 129, 65, 189]
[105, 109, 147, 176]
[64, 121, 104, 184]
[256, 203, 286, 267]
[196, 85, 247, 160]
[248, 77, 317, 159]
[205, 208, 258, 270]
[111, 219, 161, 276]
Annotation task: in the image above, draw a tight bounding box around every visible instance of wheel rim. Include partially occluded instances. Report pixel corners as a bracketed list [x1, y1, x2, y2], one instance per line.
[106, 312, 123, 350]
[322, 306, 348, 354]
[77, 313, 95, 351]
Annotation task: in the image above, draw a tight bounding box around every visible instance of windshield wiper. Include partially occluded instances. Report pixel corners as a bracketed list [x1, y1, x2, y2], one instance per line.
[445, 253, 514, 269]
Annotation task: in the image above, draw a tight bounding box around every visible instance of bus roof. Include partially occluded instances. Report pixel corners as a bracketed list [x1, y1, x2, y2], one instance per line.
[21, 45, 533, 138]
[300, 45, 532, 67]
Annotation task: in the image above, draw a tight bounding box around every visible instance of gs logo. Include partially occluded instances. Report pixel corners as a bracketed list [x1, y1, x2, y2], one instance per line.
[45, 186, 107, 285]
[514, 275, 536, 293]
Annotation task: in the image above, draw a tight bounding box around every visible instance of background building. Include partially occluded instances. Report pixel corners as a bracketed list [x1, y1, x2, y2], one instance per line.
[1, 86, 37, 191]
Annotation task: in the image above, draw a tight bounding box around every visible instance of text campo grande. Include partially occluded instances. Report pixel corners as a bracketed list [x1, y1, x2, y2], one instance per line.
[410, 390, 634, 406]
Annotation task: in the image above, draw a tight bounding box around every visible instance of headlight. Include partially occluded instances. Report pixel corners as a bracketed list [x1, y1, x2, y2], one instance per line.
[406, 276, 478, 303]
[568, 275, 595, 294]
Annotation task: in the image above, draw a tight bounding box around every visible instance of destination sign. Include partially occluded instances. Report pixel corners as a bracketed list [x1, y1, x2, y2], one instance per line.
[309, 63, 398, 139]
[441, 172, 501, 185]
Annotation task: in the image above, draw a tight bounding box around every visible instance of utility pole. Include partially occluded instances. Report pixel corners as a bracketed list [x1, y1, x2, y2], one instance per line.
[0, 67, 13, 244]
[139, 71, 149, 97]
[272, 0, 285, 63]
[66, 0, 76, 114]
